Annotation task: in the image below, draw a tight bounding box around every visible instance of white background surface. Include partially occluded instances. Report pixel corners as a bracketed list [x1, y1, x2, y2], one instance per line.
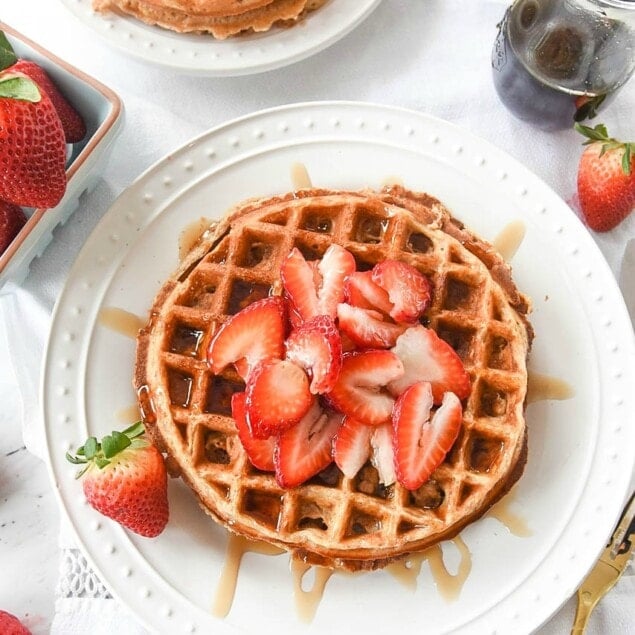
[0, 1, 634, 633]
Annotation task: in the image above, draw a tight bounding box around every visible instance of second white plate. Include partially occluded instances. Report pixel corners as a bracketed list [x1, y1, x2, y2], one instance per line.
[59, 0, 381, 76]
[42, 102, 635, 634]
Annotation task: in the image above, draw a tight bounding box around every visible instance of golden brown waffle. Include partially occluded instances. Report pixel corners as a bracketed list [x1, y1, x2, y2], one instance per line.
[93, 0, 327, 38]
[135, 186, 532, 571]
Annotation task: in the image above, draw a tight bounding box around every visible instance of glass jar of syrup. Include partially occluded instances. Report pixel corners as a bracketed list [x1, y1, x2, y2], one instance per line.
[492, 0, 635, 131]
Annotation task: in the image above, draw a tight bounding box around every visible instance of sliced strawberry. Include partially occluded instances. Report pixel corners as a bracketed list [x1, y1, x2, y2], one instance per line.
[275, 401, 343, 488]
[231, 392, 275, 471]
[370, 424, 396, 486]
[332, 416, 372, 479]
[281, 247, 319, 323]
[337, 303, 407, 349]
[392, 384, 462, 490]
[207, 296, 286, 379]
[389, 325, 470, 404]
[344, 270, 393, 315]
[340, 331, 359, 353]
[246, 359, 312, 439]
[285, 315, 342, 394]
[327, 350, 404, 426]
[316, 244, 356, 316]
[371, 260, 432, 324]
[281, 245, 355, 323]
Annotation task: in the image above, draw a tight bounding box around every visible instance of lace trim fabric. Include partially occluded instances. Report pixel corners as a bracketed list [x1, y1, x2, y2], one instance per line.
[58, 548, 112, 599]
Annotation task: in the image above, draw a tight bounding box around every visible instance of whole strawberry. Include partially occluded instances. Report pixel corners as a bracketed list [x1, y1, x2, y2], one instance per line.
[575, 123, 635, 232]
[0, 200, 27, 254]
[0, 69, 67, 208]
[0, 610, 31, 635]
[10, 59, 86, 143]
[66, 422, 169, 538]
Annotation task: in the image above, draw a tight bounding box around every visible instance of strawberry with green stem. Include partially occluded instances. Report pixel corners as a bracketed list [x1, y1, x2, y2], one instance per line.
[0, 31, 67, 208]
[575, 122, 635, 232]
[66, 422, 169, 538]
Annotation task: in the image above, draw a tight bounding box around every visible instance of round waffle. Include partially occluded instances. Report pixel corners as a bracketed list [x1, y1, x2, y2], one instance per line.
[134, 185, 533, 571]
[93, 0, 327, 38]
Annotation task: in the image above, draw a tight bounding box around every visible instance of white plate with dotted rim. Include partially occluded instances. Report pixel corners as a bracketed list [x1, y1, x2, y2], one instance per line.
[58, 0, 381, 76]
[41, 101, 635, 634]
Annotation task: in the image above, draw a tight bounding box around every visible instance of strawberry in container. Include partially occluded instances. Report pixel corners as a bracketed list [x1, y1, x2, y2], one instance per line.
[0, 22, 122, 290]
[0, 30, 86, 253]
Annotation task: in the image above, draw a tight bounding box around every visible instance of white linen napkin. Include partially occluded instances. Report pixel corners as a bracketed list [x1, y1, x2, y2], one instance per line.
[1, 0, 634, 633]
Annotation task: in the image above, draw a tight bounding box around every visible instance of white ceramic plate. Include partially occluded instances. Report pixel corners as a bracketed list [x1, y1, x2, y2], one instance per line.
[41, 102, 635, 634]
[58, 0, 381, 76]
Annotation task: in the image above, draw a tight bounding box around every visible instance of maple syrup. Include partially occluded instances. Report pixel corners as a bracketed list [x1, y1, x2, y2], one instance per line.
[178, 217, 212, 262]
[492, 0, 635, 130]
[487, 494, 533, 537]
[212, 534, 284, 618]
[493, 220, 526, 262]
[290, 558, 335, 622]
[386, 537, 472, 600]
[527, 371, 575, 403]
[291, 162, 313, 190]
[97, 307, 145, 339]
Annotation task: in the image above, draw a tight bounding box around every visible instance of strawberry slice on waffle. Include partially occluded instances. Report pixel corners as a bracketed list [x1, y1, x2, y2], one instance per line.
[392, 382, 462, 490]
[275, 401, 343, 488]
[389, 325, 471, 403]
[207, 296, 286, 379]
[281, 244, 355, 323]
[327, 349, 404, 426]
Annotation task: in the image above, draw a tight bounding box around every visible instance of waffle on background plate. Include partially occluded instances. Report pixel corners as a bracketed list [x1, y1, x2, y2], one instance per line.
[134, 185, 533, 571]
[93, 0, 328, 38]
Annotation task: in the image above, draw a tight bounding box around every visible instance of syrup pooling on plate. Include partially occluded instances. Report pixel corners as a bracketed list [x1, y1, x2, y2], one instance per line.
[116, 403, 141, 423]
[291, 558, 335, 623]
[493, 220, 526, 262]
[179, 216, 213, 262]
[386, 536, 472, 600]
[213, 534, 285, 618]
[291, 162, 313, 190]
[486, 492, 532, 538]
[526, 372, 575, 403]
[98, 306, 145, 339]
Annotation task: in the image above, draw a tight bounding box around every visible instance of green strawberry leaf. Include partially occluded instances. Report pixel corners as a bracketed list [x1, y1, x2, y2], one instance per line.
[94, 457, 110, 470]
[0, 75, 41, 102]
[0, 32, 17, 71]
[122, 421, 145, 439]
[65, 451, 87, 465]
[575, 122, 609, 145]
[623, 144, 632, 176]
[83, 437, 99, 460]
[102, 430, 132, 458]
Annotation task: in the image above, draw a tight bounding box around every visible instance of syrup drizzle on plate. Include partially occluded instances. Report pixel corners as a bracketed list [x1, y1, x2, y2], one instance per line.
[493, 220, 526, 262]
[386, 536, 472, 600]
[487, 490, 532, 538]
[212, 534, 285, 618]
[179, 216, 212, 262]
[97, 307, 145, 339]
[526, 371, 575, 403]
[291, 162, 313, 190]
[291, 559, 335, 622]
[115, 404, 141, 423]
[381, 175, 404, 187]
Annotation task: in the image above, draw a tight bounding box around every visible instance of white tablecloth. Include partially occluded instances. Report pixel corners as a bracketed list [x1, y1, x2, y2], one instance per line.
[0, 1, 633, 633]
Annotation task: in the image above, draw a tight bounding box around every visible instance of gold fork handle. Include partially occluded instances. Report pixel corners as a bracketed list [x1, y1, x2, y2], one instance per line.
[570, 560, 621, 635]
[571, 589, 600, 634]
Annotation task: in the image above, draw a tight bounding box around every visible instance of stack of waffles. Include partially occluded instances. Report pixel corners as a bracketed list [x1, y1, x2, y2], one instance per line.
[93, 0, 328, 38]
[134, 185, 533, 571]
